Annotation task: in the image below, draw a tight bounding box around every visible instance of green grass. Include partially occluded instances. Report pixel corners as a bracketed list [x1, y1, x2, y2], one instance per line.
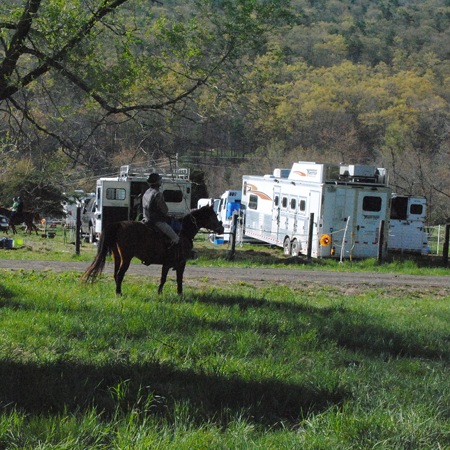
[0, 270, 449, 448]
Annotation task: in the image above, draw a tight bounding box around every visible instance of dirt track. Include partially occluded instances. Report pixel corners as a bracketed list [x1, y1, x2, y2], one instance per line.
[0, 259, 448, 293]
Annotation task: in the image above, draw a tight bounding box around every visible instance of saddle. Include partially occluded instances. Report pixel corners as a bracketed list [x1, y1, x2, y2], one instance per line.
[142, 220, 173, 247]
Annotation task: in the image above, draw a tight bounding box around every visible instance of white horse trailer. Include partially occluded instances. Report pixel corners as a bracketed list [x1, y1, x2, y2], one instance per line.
[388, 195, 428, 254]
[242, 161, 391, 259]
[94, 165, 192, 238]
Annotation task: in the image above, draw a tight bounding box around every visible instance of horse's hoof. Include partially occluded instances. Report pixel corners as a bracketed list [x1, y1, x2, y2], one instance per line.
[141, 260, 151, 266]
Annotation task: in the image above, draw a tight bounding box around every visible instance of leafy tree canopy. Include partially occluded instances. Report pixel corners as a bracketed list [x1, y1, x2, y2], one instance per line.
[0, 0, 293, 164]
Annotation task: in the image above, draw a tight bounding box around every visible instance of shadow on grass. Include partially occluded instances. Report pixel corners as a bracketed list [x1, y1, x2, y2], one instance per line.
[192, 292, 449, 360]
[0, 359, 347, 427]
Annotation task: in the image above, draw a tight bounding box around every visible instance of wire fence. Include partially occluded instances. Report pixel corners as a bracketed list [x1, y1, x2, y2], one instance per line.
[426, 225, 447, 255]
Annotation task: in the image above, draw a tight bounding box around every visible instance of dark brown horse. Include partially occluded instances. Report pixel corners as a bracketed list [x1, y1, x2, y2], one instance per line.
[0, 207, 40, 235]
[82, 204, 224, 296]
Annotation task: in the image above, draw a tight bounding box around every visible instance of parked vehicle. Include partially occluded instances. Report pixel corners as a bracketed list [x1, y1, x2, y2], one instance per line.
[213, 190, 242, 242]
[0, 214, 8, 232]
[81, 195, 97, 242]
[197, 197, 219, 212]
[388, 195, 428, 254]
[241, 161, 391, 259]
[62, 190, 95, 229]
[94, 164, 192, 241]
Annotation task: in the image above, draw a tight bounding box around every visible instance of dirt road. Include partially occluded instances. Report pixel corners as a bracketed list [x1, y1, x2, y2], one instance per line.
[0, 259, 448, 292]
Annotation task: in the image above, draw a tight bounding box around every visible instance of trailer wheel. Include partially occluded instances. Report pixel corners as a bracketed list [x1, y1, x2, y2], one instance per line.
[283, 237, 291, 255]
[291, 239, 300, 256]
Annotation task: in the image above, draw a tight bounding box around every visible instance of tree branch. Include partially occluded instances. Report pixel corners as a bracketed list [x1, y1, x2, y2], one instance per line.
[0, 0, 130, 101]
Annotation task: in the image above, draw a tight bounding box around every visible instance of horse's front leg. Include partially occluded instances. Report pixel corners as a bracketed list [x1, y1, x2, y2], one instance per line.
[175, 261, 186, 295]
[158, 265, 170, 294]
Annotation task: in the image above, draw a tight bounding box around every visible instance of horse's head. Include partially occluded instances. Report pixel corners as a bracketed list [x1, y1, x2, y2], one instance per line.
[195, 204, 224, 235]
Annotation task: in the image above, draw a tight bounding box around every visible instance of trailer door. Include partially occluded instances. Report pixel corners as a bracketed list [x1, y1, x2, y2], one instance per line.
[354, 190, 389, 258]
[272, 185, 281, 244]
[98, 180, 130, 232]
[308, 190, 321, 256]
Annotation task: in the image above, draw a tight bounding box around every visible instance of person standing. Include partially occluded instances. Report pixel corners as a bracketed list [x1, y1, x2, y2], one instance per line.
[142, 173, 180, 246]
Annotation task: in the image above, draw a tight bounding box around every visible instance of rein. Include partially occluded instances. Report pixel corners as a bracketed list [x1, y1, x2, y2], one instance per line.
[179, 211, 200, 241]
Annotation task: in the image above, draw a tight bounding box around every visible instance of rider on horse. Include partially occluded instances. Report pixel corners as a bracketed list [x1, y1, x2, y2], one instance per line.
[10, 196, 24, 221]
[142, 173, 180, 248]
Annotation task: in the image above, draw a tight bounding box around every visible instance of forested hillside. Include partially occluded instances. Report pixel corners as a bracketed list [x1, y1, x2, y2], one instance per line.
[1, 0, 449, 222]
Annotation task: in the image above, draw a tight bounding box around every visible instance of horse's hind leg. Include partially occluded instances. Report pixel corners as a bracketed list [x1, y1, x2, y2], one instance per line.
[158, 266, 170, 294]
[113, 249, 131, 296]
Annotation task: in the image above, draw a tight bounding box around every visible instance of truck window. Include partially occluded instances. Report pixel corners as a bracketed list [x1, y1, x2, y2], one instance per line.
[249, 194, 258, 210]
[363, 196, 382, 212]
[106, 188, 126, 201]
[163, 190, 183, 203]
[410, 204, 423, 215]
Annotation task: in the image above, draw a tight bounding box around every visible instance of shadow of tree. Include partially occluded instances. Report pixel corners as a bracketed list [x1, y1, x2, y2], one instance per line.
[0, 359, 348, 427]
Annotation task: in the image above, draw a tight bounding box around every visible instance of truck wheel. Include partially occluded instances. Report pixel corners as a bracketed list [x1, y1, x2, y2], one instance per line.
[89, 226, 97, 244]
[283, 237, 291, 256]
[291, 239, 300, 256]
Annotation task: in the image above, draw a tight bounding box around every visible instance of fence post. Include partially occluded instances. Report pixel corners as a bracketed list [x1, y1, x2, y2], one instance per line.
[76, 206, 81, 255]
[307, 213, 314, 259]
[226, 213, 238, 261]
[443, 222, 450, 267]
[377, 220, 385, 264]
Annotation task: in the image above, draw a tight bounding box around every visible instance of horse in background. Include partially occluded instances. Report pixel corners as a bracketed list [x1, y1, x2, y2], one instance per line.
[0, 207, 40, 235]
[82, 204, 224, 296]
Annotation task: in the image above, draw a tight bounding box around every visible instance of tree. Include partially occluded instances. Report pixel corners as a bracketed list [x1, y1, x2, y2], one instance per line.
[0, 0, 293, 167]
[0, 155, 69, 217]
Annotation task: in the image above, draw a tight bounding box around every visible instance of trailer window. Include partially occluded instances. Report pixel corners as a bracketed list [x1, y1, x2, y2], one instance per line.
[410, 204, 423, 215]
[106, 188, 126, 201]
[249, 194, 258, 210]
[299, 199, 306, 212]
[390, 196, 407, 220]
[290, 198, 296, 210]
[274, 195, 279, 207]
[282, 197, 288, 208]
[163, 189, 183, 203]
[363, 196, 382, 212]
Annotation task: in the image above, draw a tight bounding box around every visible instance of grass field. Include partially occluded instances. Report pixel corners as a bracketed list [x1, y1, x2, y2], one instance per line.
[0, 228, 449, 448]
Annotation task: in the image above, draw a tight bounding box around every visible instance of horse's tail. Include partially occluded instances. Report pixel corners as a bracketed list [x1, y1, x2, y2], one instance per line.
[81, 222, 120, 284]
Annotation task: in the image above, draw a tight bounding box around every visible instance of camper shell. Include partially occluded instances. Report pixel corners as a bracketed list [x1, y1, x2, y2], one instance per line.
[242, 161, 391, 259]
[94, 164, 192, 239]
[388, 195, 428, 254]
